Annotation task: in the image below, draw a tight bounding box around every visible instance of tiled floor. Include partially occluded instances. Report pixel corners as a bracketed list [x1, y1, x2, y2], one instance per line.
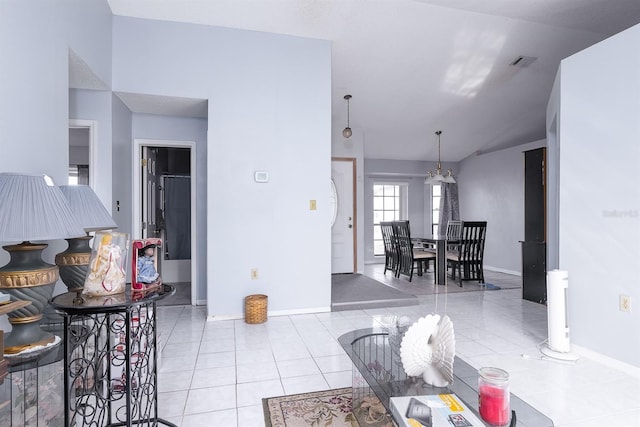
[156, 270, 640, 427]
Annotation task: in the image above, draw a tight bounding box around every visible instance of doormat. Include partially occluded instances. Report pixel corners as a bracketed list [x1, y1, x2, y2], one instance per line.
[263, 387, 395, 427]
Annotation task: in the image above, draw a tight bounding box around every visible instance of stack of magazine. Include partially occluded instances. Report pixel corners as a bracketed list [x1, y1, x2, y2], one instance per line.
[390, 394, 485, 427]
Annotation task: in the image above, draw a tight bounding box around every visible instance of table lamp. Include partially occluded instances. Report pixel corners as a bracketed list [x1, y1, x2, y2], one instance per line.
[55, 185, 117, 295]
[0, 173, 85, 354]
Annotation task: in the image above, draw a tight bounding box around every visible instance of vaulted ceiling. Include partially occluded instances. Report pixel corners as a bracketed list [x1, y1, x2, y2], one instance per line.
[106, 0, 640, 161]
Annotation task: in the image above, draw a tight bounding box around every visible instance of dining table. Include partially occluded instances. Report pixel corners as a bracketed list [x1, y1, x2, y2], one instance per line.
[411, 234, 460, 285]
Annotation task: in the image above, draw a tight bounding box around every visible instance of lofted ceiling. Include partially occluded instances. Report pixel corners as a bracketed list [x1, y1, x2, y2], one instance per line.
[106, 0, 640, 161]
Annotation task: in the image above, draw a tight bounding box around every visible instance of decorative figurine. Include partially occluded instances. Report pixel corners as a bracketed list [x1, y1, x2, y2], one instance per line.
[400, 314, 456, 387]
[83, 232, 129, 296]
[131, 238, 162, 291]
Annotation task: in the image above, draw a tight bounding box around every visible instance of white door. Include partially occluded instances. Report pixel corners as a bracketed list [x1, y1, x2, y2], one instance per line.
[331, 159, 356, 273]
[141, 147, 160, 239]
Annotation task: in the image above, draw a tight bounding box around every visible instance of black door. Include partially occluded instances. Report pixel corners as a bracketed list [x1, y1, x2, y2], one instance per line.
[522, 148, 547, 303]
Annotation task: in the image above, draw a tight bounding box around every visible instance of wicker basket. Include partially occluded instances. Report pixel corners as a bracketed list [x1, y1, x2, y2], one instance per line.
[244, 294, 268, 324]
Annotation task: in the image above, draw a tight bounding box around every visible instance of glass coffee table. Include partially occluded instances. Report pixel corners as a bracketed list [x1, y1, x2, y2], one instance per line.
[338, 328, 554, 427]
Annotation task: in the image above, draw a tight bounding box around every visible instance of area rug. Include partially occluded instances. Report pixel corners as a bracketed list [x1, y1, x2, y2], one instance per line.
[331, 273, 419, 311]
[362, 266, 521, 297]
[263, 388, 394, 427]
[263, 388, 356, 427]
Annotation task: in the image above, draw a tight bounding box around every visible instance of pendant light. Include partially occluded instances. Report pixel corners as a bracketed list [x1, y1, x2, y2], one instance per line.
[425, 130, 456, 184]
[342, 94, 352, 138]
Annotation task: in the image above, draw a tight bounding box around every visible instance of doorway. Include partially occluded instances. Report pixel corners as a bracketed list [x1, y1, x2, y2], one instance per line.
[68, 119, 97, 186]
[331, 158, 357, 273]
[133, 139, 197, 305]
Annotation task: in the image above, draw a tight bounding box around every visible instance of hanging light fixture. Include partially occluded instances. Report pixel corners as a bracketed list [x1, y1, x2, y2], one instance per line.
[342, 94, 352, 138]
[425, 130, 456, 184]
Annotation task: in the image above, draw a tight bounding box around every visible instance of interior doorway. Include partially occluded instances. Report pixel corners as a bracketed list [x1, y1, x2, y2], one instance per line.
[133, 139, 197, 305]
[68, 119, 97, 186]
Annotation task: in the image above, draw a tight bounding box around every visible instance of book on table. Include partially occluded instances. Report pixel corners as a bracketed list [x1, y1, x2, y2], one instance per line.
[390, 394, 485, 427]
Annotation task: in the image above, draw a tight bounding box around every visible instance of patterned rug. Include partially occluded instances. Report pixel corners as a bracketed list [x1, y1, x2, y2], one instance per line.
[263, 388, 394, 427]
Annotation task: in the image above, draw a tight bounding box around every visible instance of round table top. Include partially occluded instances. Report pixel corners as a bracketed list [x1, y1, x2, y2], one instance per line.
[49, 284, 175, 314]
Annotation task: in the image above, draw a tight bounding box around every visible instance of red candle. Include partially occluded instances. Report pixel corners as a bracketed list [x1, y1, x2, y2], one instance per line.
[478, 367, 510, 426]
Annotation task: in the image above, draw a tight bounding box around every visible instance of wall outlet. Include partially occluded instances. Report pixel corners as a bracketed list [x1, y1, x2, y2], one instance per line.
[250, 268, 258, 280]
[620, 295, 631, 312]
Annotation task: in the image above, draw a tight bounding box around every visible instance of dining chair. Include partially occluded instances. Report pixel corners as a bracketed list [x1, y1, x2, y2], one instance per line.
[445, 220, 463, 253]
[446, 220, 463, 241]
[446, 221, 487, 286]
[380, 221, 399, 276]
[425, 219, 463, 253]
[393, 220, 436, 282]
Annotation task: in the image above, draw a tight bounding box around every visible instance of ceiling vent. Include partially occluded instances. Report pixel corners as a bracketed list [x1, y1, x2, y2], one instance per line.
[510, 55, 538, 67]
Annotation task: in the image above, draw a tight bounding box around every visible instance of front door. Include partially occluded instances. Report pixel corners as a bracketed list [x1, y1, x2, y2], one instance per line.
[331, 158, 356, 273]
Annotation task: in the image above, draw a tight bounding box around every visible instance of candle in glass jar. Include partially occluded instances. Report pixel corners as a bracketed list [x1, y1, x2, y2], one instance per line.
[478, 367, 510, 426]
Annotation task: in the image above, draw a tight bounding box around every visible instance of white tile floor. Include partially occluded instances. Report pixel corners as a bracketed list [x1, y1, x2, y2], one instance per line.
[156, 287, 640, 427]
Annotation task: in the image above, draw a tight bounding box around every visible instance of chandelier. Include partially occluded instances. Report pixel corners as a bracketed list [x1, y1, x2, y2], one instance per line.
[342, 94, 352, 138]
[425, 130, 456, 184]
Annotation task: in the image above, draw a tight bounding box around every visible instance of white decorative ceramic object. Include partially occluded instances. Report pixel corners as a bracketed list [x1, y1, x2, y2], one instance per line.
[400, 314, 455, 387]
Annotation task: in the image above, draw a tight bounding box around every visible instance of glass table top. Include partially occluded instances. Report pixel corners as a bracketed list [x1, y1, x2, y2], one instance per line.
[338, 328, 554, 427]
[49, 284, 175, 314]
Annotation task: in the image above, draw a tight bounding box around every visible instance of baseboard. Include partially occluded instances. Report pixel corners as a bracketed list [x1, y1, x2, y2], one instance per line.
[484, 265, 521, 276]
[196, 299, 207, 306]
[206, 306, 331, 322]
[268, 306, 331, 316]
[571, 343, 640, 379]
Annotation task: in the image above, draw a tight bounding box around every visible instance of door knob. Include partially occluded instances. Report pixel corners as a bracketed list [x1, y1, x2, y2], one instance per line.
[348, 216, 352, 221]
[348, 224, 353, 228]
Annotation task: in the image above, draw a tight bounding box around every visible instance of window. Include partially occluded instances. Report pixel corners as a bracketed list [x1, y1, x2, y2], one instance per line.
[373, 183, 408, 256]
[432, 184, 441, 235]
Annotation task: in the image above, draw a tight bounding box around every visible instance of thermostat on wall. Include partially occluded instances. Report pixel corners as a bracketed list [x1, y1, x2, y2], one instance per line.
[254, 171, 269, 183]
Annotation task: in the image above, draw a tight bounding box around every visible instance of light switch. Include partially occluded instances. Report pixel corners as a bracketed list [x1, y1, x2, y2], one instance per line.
[310, 200, 317, 210]
[254, 171, 269, 183]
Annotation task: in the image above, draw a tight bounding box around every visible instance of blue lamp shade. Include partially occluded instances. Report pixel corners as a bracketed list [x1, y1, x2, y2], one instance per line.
[59, 185, 116, 232]
[0, 173, 85, 242]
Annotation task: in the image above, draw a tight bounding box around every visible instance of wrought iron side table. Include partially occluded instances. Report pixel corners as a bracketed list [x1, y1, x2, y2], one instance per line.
[50, 284, 175, 427]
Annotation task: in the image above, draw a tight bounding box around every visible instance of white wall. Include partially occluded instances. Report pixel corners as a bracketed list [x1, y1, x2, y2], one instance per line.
[131, 113, 208, 302]
[111, 94, 133, 239]
[112, 17, 332, 317]
[69, 146, 89, 165]
[458, 140, 546, 274]
[552, 24, 640, 367]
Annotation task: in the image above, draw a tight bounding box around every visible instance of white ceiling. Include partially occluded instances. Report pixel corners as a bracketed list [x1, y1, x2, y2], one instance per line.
[115, 92, 208, 118]
[105, 0, 640, 161]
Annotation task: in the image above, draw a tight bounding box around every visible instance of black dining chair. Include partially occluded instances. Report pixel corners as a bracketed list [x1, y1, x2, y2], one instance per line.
[393, 220, 436, 282]
[425, 219, 463, 255]
[446, 221, 487, 286]
[380, 221, 399, 276]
